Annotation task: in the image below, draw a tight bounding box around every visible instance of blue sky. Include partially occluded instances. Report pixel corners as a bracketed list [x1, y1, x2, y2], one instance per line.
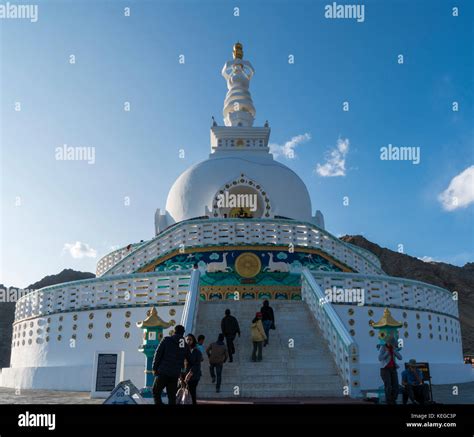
[1, 0, 473, 288]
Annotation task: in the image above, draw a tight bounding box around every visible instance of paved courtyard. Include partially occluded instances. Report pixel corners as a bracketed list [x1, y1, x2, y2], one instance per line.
[0, 388, 103, 404]
[0, 382, 472, 404]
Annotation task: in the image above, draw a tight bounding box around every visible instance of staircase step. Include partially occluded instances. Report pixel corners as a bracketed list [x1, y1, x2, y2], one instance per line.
[198, 388, 344, 398]
[194, 300, 345, 398]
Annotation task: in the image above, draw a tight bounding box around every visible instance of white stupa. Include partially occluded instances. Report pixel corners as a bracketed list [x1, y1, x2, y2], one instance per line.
[1, 43, 470, 398]
[156, 42, 320, 233]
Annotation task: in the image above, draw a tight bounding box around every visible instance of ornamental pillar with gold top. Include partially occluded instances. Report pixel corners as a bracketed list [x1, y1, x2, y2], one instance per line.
[372, 308, 403, 347]
[221, 42, 256, 127]
[136, 307, 173, 398]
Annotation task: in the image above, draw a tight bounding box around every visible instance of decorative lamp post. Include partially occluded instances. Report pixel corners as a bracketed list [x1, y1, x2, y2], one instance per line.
[136, 307, 173, 398]
[371, 308, 404, 403]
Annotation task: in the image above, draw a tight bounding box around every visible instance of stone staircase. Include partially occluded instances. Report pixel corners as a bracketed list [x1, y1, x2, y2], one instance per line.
[194, 300, 345, 399]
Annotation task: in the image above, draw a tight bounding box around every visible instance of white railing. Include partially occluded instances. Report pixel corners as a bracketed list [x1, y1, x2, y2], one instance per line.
[301, 268, 361, 397]
[13, 271, 192, 323]
[96, 242, 149, 276]
[181, 269, 201, 335]
[310, 270, 458, 319]
[344, 242, 381, 268]
[100, 218, 384, 277]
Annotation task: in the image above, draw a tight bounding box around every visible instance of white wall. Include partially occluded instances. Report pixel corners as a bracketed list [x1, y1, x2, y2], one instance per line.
[3, 305, 184, 390]
[331, 304, 469, 388]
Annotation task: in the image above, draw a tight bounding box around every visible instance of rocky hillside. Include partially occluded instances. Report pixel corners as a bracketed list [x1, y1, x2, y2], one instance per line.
[0, 269, 95, 368]
[26, 268, 95, 291]
[0, 300, 15, 370]
[341, 235, 474, 355]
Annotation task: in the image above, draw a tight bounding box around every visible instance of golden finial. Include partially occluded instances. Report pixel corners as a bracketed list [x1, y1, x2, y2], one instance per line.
[233, 42, 243, 60]
[372, 308, 403, 328]
[136, 307, 173, 329]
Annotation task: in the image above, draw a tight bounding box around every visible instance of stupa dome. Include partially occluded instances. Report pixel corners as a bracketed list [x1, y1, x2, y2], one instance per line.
[165, 150, 313, 223]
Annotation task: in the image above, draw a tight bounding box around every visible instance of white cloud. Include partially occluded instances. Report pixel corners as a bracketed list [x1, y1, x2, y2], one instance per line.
[269, 133, 311, 159]
[418, 256, 438, 263]
[438, 165, 474, 211]
[63, 241, 97, 259]
[416, 252, 474, 266]
[315, 138, 349, 177]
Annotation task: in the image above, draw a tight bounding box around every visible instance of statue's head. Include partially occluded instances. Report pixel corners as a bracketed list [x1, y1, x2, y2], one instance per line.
[233, 42, 243, 60]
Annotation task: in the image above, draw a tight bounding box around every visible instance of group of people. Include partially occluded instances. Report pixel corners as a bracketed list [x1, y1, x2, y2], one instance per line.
[151, 325, 202, 405]
[220, 300, 276, 363]
[151, 300, 276, 405]
[378, 333, 430, 405]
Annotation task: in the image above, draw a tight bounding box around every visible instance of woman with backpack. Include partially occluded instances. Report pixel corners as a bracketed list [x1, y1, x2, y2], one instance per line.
[251, 312, 267, 362]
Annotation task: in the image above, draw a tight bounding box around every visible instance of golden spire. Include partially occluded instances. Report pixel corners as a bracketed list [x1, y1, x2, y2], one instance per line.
[136, 307, 173, 329]
[372, 308, 403, 328]
[233, 42, 243, 60]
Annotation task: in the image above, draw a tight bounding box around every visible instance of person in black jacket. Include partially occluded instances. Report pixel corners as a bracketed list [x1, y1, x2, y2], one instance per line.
[183, 334, 202, 405]
[221, 309, 240, 362]
[260, 300, 275, 346]
[152, 324, 190, 405]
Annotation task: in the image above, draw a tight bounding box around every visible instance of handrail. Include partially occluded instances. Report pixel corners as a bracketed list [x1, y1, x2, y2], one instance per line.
[13, 271, 193, 323]
[310, 270, 454, 298]
[343, 242, 382, 268]
[14, 270, 191, 303]
[309, 270, 458, 319]
[301, 268, 361, 397]
[96, 241, 149, 275]
[181, 269, 201, 334]
[100, 218, 384, 277]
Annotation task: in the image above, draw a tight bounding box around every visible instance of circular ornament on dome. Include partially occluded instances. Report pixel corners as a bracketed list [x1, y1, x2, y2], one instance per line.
[235, 252, 261, 278]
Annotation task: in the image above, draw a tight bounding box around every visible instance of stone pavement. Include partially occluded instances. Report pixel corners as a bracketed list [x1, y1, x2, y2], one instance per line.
[0, 381, 472, 404]
[0, 388, 102, 404]
[431, 381, 474, 404]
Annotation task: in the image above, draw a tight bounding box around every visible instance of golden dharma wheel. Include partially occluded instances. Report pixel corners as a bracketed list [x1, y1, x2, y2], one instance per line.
[235, 252, 261, 278]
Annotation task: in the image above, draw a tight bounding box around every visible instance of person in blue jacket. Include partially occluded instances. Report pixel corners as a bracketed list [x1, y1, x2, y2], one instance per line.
[401, 359, 429, 405]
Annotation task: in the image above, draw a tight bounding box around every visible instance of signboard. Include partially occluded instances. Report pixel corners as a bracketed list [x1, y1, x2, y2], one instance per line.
[404, 361, 431, 381]
[103, 380, 149, 405]
[91, 351, 125, 398]
[95, 354, 118, 392]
